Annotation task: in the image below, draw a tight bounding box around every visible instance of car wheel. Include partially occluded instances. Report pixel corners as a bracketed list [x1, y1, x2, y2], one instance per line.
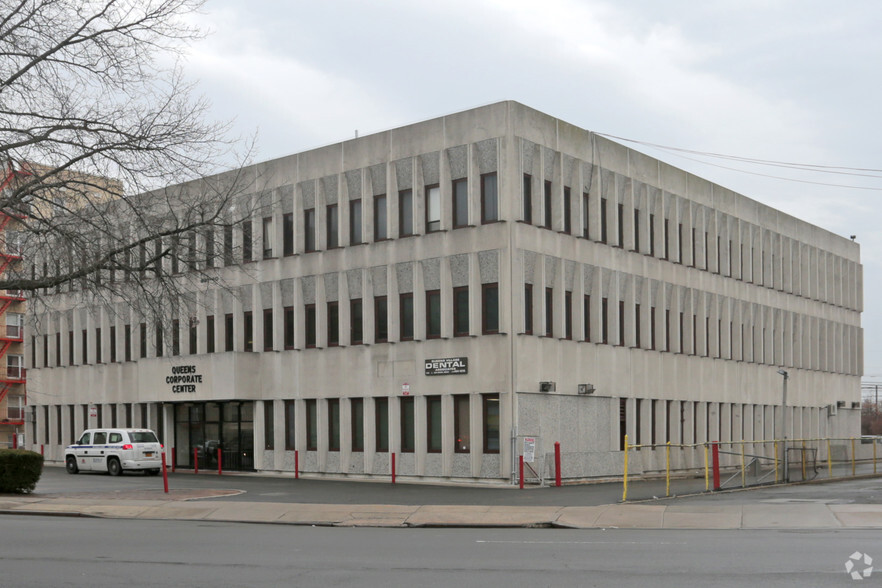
[145, 469, 160, 476]
[108, 457, 122, 476]
[65, 456, 79, 474]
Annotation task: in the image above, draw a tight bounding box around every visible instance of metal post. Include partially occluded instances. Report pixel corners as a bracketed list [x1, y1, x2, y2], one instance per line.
[665, 442, 671, 497]
[704, 443, 709, 491]
[827, 439, 832, 478]
[740, 443, 746, 487]
[622, 434, 629, 502]
[712, 442, 721, 490]
[519, 455, 524, 489]
[295, 449, 299, 479]
[391, 452, 396, 484]
[554, 442, 562, 487]
[778, 369, 789, 482]
[193, 447, 198, 474]
[217, 447, 222, 476]
[161, 452, 169, 494]
[852, 437, 856, 476]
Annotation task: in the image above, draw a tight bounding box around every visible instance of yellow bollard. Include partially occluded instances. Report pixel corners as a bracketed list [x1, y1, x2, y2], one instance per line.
[666, 442, 671, 497]
[740, 442, 746, 488]
[622, 434, 629, 502]
[704, 444, 709, 491]
[852, 437, 856, 477]
[774, 440, 779, 484]
[827, 438, 832, 479]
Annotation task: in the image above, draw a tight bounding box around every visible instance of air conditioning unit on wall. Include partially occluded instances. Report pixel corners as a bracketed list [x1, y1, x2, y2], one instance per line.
[539, 381, 556, 392]
[827, 404, 838, 417]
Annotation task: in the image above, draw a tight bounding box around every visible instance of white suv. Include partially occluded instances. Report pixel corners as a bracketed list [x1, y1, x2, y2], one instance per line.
[65, 428, 163, 476]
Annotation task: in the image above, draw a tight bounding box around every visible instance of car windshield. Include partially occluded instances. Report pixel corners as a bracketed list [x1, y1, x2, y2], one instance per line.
[129, 431, 158, 443]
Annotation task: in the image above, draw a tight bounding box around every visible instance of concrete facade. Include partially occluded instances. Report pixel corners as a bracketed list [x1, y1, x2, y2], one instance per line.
[26, 101, 862, 482]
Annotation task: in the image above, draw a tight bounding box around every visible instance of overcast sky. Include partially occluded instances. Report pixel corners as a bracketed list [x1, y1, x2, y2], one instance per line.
[182, 0, 882, 381]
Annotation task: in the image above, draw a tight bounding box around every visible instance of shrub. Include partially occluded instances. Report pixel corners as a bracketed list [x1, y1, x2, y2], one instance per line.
[0, 449, 44, 494]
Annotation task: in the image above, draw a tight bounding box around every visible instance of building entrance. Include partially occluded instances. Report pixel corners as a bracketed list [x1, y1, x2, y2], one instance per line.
[173, 401, 254, 471]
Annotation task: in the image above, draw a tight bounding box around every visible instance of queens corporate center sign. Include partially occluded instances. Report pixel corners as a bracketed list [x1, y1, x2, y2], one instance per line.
[166, 365, 204, 394]
[425, 357, 468, 376]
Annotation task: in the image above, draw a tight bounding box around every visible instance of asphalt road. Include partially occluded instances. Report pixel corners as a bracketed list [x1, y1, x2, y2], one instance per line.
[0, 515, 874, 587]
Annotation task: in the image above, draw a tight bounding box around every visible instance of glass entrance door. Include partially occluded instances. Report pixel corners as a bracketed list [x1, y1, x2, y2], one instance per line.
[173, 401, 254, 471]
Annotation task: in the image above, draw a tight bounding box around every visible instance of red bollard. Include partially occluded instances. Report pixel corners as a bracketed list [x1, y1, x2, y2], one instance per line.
[554, 442, 562, 487]
[217, 447, 222, 476]
[161, 452, 169, 494]
[295, 450, 299, 479]
[391, 452, 396, 484]
[712, 442, 721, 490]
[194, 447, 199, 474]
[519, 455, 524, 489]
[40, 444, 44, 456]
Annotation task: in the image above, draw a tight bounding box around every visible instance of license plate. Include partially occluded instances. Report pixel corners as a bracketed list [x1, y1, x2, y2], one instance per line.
[144, 451, 154, 457]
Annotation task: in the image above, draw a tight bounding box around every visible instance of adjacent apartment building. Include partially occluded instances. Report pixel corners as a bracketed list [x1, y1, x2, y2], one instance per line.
[25, 101, 862, 482]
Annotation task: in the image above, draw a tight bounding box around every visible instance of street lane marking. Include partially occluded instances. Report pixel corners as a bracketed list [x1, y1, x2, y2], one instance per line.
[476, 540, 688, 545]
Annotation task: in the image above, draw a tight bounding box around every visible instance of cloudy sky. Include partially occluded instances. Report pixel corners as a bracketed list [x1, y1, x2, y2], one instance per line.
[182, 0, 882, 380]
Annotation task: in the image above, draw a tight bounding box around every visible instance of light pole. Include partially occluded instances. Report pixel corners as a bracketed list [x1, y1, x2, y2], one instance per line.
[777, 369, 789, 482]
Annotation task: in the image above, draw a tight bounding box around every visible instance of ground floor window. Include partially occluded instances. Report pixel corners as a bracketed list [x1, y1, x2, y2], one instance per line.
[173, 401, 254, 471]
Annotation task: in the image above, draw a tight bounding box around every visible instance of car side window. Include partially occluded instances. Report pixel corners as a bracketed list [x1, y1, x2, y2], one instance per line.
[78, 432, 91, 445]
[109, 433, 123, 443]
[93, 432, 107, 444]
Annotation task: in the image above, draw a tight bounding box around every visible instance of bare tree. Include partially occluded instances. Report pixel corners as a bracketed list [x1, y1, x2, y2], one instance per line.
[0, 0, 256, 314]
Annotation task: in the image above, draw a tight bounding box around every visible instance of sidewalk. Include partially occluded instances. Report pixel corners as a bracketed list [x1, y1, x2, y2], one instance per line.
[3, 488, 882, 529]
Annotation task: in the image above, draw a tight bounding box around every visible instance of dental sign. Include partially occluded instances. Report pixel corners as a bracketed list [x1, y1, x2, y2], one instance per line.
[166, 365, 203, 393]
[424, 357, 468, 376]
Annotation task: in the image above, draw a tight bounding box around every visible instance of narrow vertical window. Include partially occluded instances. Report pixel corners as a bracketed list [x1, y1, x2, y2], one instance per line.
[139, 323, 146, 359]
[453, 178, 468, 228]
[617, 203, 624, 248]
[241, 220, 251, 263]
[543, 180, 552, 229]
[564, 291, 573, 340]
[634, 209, 640, 252]
[426, 290, 441, 339]
[399, 293, 414, 341]
[584, 295, 591, 342]
[650, 213, 656, 256]
[304, 208, 316, 252]
[56, 331, 62, 366]
[81, 329, 88, 364]
[482, 283, 499, 335]
[600, 198, 608, 243]
[95, 328, 102, 364]
[349, 199, 362, 245]
[399, 189, 413, 236]
[155, 322, 163, 357]
[601, 298, 609, 344]
[664, 218, 670, 260]
[243, 311, 253, 352]
[306, 399, 317, 450]
[350, 298, 363, 345]
[618, 301, 625, 346]
[283, 212, 294, 256]
[523, 174, 532, 224]
[635, 304, 641, 348]
[284, 400, 295, 450]
[375, 398, 389, 452]
[351, 398, 364, 452]
[524, 284, 533, 335]
[284, 307, 294, 349]
[223, 224, 234, 266]
[400, 397, 415, 453]
[481, 173, 498, 223]
[563, 187, 571, 234]
[263, 308, 273, 351]
[427, 395, 442, 453]
[483, 394, 500, 453]
[326, 204, 338, 249]
[454, 395, 470, 453]
[425, 185, 440, 233]
[171, 320, 179, 356]
[374, 194, 387, 240]
[225, 313, 234, 352]
[188, 319, 197, 353]
[262, 216, 274, 258]
[327, 301, 339, 346]
[374, 296, 388, 342]
[305, 304, 316, 348]
[545, 287, 553, 337]
[582, 192, 590, 238]
[328, 398, 340, 452]
[206, 315, 215, 353]
[453, 286, 469, 337]
[265, 402, 274, 450]
[650, 307, 656, 350]
[170, 235, 179, 274]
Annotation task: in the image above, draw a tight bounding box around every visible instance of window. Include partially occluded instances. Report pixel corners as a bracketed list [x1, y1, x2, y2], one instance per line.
[453, 286, 469, 337]
[262, 217, 274, 258]
[155, 322, 163, 357]
[350, 299, 363, 345]
[543, 180, 552, 229]
[427, 395, 442, 453]
[304, 208, 316, 252]
[206, 316, 215, 353]
[617, 203, 624, 248]
[242, 220, 251, 263]
[306, 399, 317, 450]
[650, 214, 656, 256]
[399, 189, 413, 236]
[284, 307, 294, 349]
[225, 313, 234, 352]
[326, 204, 338, 248]
[283, 213, 294, 256]
[68, 330, 74, 365]
[170, 235, 180, 274]
[374, 194, 387, 240]
[56, 332, 61, 366]
[524, 284, 533, 335]
[265, 401, 274, 450]
[426, 290, 441, 339]
[453, 178, 468, 228]
[81, 329, 87, 364]
[634, 209, 640, 252]
[601, 298, 609, 344]
[545, 287, 553, 337]
[95, 327, 102, 363]
[189, 319, 197, 354]
[305, 304, 316, 348]
[523, 174, 532, 224]
[327, 301, 339, 346]
[139, 323, 146, 359]
[482, 283, 499, 334]
[171, 320, 180, 356]
[635, 304, 641, 348]
[399, 293, 414, 341]
[243, 311, 253, 352]
[563, 187, 571, 234]
[600, 198, 608, 243]
[454, 395, 470, 453]
[349, 199, 362, 245]
[351, 398, 364, 452]
[223, 224, 234, 266]
[650, 307, 656, 350]
[565, 291, 573, 340]
[582, 192, 590, 239]
[583, 295, 591, 342]
[283, 400, 295, 450]
[425, 185, 440, 233]
[483, 394, 500, 453]
[374, 296, 388, 342]
[328, 399, 340, 452]
[481, 173, 498, 223]
[263, 309, 273, 351]
[400, 397, 415, 453]
[618, 301, 625, 346]
[375, 398, 389, 452]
